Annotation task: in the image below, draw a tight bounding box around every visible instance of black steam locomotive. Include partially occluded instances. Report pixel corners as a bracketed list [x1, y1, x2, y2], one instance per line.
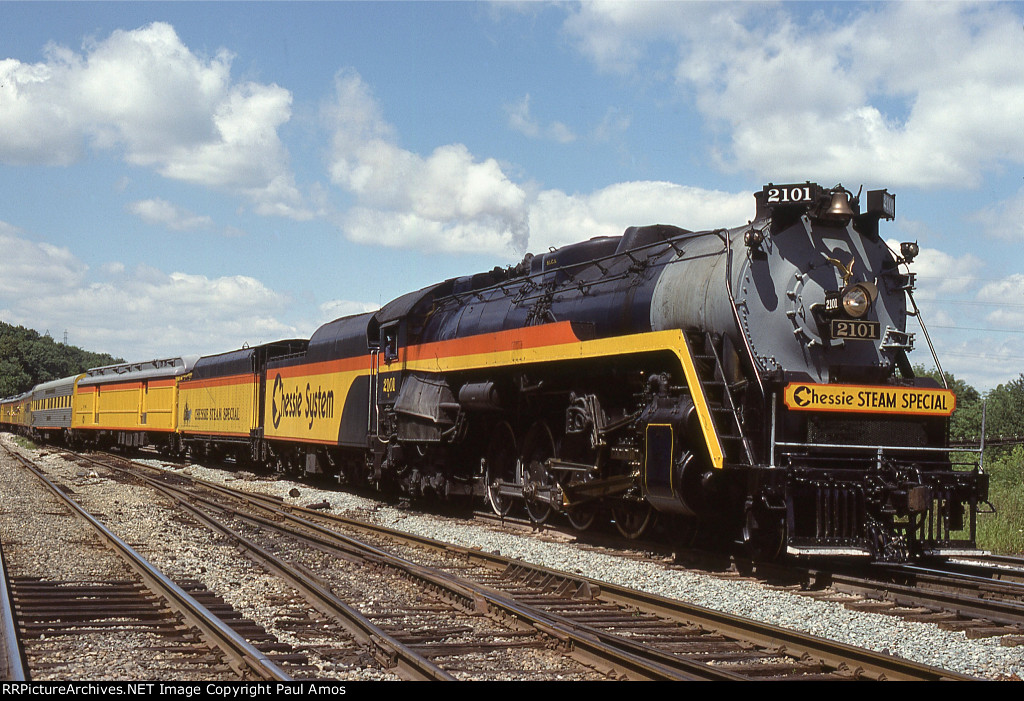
[265, 181, 986, 561]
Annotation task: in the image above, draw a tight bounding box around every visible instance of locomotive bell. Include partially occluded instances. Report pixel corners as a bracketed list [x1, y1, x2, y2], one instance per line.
[822, 189, 855, 223]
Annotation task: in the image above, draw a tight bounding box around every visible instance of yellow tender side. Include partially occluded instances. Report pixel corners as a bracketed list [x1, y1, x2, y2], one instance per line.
[263, 361, 360, 445]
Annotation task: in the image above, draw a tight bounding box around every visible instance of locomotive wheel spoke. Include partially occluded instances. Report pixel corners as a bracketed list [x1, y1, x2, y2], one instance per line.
[560, 469, 600, 532]
[612, 501, 654, 539]
[556, 434, 601, 532]
[485, 421, 518, 517]
[672, 514, 700, 548]
[566, 505, 598, 531]
[521, 421, 556, 525]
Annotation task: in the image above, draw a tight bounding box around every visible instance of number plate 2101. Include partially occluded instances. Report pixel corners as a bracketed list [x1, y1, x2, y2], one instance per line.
[830, 319, 880, 340]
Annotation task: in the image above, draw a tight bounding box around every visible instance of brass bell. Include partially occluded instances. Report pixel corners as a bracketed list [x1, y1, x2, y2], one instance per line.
[823, 189, 855, 222]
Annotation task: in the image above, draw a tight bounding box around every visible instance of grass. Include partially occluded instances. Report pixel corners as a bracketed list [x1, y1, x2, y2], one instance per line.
[11, 435, 37, 451]
[975, 446, 1024, 556]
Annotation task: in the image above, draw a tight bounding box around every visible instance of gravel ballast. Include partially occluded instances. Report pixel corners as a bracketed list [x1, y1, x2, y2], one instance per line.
[167, 461, 1023, 681]
[3, 434, 1022, 680]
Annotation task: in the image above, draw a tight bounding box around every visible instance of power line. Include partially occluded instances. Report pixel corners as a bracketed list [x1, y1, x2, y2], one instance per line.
[915, 298, 1024, 309]
[939, 350, 1024, 361]
[929, 325, 1024, 334]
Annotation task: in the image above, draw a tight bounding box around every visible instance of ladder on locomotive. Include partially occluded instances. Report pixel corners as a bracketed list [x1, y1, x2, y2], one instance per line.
[684, 330, 756, 468]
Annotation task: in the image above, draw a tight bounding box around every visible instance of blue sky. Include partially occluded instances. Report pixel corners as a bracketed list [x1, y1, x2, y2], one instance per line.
[1, 2, 1023, 391]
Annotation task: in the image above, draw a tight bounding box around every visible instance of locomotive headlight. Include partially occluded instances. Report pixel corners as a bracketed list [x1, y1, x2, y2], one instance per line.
[841, 282, 877, 318]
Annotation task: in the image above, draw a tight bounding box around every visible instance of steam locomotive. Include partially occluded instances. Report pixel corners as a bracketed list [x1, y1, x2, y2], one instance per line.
[2, 182, 989, 561]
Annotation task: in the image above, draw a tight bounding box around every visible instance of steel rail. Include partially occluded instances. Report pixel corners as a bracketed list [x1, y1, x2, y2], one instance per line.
[831, 567, 1024, 628]
[141, 477, 457, 681]
[0, 537, 28, 681]
[233, 505, 739, 680]
[255, 489, 978, 680]
[3, 446, 291, 681]
[144, 469, 946, 680]
[130, 469, 732, 681]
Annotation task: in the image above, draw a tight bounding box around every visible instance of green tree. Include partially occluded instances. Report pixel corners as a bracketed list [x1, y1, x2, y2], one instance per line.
[982, 374, 1024, 444]
[912, 365, 983, 441]
[0, 321, 122, 396]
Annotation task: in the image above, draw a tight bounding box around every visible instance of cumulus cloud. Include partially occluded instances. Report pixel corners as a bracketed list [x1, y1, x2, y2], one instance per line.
[591, 107, 632, 143]
[562, 2, 1024, 187]
[0, 223, 88, 297]
[886, 238, 984, 298]
[978, 274, 1024, 329]
[507, 94, 630, 144]
[0, 22, 311, 219]
[324, 68, 751, 256]
[318, 299, 380, 322]
[325, 69, 531, 255]
[506, 94, 577, 143]
[0, 223, 301, 360]
[530, 181, 753, 250]
[128, 199, 213, 231]
[969, 187, 1024, 242]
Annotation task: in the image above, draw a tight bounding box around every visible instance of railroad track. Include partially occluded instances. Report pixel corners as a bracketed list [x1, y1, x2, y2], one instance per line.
[475, 501, 1024, 650]
[21, 447, 612, 681]
[0, 444, 294, 681]
[86, 450, 976, 681]
[487, 504, 1024, 648]
[93, 454, 698, 680]
[809, 562, 1024, 644]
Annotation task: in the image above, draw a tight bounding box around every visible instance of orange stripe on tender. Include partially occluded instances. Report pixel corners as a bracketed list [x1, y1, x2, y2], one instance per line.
[271, 355, 370, 379]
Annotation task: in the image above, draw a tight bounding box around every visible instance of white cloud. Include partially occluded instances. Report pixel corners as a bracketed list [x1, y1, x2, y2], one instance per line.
[562, 3, 1024, 188]
[591, 107, 631, 143]
[562, 0, 702, 74]
[0, 224, 88, 297]
[325, 70, 530, 255]
[530, 181, 752, 250]
[886, 238, 984, 298]
[0, 223, 300, 360]
[325, 69, 754, 256]
[506, 94, 577, 143]
[0, 56, 84, 165]
[128, 199, 213, 231]
[978, 274, 1024, 329]
[319, 299, 379, 321]
[0, 22, 311, 219]
[969, 187, 1024, 242]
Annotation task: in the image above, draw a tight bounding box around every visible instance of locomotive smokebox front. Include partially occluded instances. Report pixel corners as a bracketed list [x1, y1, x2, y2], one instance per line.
[651, 186, 910, 386]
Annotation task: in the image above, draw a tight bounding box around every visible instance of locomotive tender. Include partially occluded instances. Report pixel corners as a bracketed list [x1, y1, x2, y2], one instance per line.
[1, 182, 989, 561]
